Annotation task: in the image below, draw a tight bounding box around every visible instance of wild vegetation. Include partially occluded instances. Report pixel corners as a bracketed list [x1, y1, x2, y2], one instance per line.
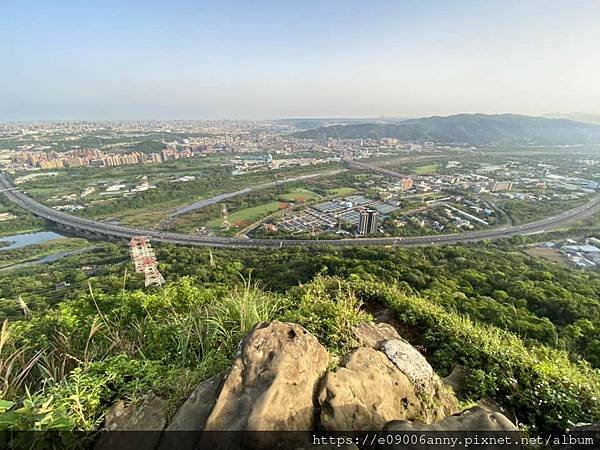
[3, 234, 600, 366]
[0, 238, 90, 270]
[1, 273, 599, 437]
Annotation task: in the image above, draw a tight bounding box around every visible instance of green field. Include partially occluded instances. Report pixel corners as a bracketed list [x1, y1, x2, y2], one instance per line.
[280, 188, 320, 202]
[326, 187, 357, 196]
[207, 201, 289, 228]
[412, 164, 439, 174]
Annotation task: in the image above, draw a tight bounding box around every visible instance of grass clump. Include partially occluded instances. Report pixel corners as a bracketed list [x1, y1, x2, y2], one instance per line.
[285, 274, 370, 358]
[207, 277, 287, 354]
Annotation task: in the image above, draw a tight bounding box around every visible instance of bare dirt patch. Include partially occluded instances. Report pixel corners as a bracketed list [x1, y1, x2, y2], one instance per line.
[524, 247, 570, 265]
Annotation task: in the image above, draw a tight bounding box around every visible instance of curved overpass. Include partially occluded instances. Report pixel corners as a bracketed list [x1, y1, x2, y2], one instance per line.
[2, 174, 599, 249]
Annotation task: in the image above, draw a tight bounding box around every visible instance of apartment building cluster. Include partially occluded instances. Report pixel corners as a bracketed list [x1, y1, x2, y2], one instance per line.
[8, 145, 196, 170]
[276, 195, 392, 236]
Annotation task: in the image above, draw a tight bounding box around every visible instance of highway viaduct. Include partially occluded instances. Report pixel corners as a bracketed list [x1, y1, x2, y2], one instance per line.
[2, 173, 600, 249]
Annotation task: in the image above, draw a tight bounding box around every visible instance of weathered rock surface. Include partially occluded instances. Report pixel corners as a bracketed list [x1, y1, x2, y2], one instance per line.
[384, 406, 519, 431]
[382, 407, 519, 450]
[204, 321, 329, 431]
[379, 339, 434, 392]
[380, 339, 458, 422]
[95, 393, 168, 450]
[318, 346, 423, 431]
[103, 393, 168, 431]
[93, 319, 521, 449]
[352, 322, 401, 348]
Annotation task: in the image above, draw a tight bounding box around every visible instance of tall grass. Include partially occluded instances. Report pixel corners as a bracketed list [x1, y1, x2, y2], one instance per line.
[207, 276, 286, 354]
[0, 320, 44, 400]
[285, 274, 369, 357]
[0, 276, 285, 430]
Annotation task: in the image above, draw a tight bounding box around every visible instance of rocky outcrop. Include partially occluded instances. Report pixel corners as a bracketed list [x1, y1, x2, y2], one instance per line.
[95, 319, 519, 450]
[166, 373, 223, 431]
[318, 346, 422, 430]
[382, 407, 519, 450]
[102, 393, 168, 431]
[380, 339, 434, 393]
[158, 374, 224, 450]
[318, 335, 458, 431]
[444, 363, 466, 394]
[204, 321, 329, 431]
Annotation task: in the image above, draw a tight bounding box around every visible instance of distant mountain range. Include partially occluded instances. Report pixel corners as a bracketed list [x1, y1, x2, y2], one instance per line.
[293, 114, 600, 146]
[543, 112, 600, 125]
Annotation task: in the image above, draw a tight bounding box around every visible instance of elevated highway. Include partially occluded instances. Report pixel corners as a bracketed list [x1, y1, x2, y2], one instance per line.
[2, 173, 599, 249]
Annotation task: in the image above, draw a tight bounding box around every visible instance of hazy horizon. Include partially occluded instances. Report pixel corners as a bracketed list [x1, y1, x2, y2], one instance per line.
[4, 112, 600, 125]
[2, 0, 600, 121]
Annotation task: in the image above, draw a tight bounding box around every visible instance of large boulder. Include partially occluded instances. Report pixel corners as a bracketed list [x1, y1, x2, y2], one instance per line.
[379, 339, 434, 393]
[443, 363, 466, 395]
[204, 321, 328, 432]
[102, 393, 168, 431]
[165, 373, 224, 431]
[318, 347, 423, 431]
[383, 407, 519, 450]
[352, 322, 401, 348]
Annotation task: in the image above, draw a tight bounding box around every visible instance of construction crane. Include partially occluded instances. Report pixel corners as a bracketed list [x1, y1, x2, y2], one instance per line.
[129, 236, 165, 287]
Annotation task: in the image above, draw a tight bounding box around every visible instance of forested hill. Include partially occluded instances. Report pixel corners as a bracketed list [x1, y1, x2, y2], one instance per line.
[293, 114, 600, 146]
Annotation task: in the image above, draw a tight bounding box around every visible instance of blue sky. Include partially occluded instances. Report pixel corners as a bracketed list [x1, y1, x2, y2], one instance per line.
[1, 0, 599, 120]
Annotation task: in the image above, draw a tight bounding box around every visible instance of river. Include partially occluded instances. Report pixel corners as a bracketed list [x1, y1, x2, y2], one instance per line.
[0, 231, 64, 251]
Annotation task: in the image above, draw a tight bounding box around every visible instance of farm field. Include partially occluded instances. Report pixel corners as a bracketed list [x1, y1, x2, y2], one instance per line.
[326, 187, 357, 196]
[206, 201, 290, 229]
[412, 163, 439, 174]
